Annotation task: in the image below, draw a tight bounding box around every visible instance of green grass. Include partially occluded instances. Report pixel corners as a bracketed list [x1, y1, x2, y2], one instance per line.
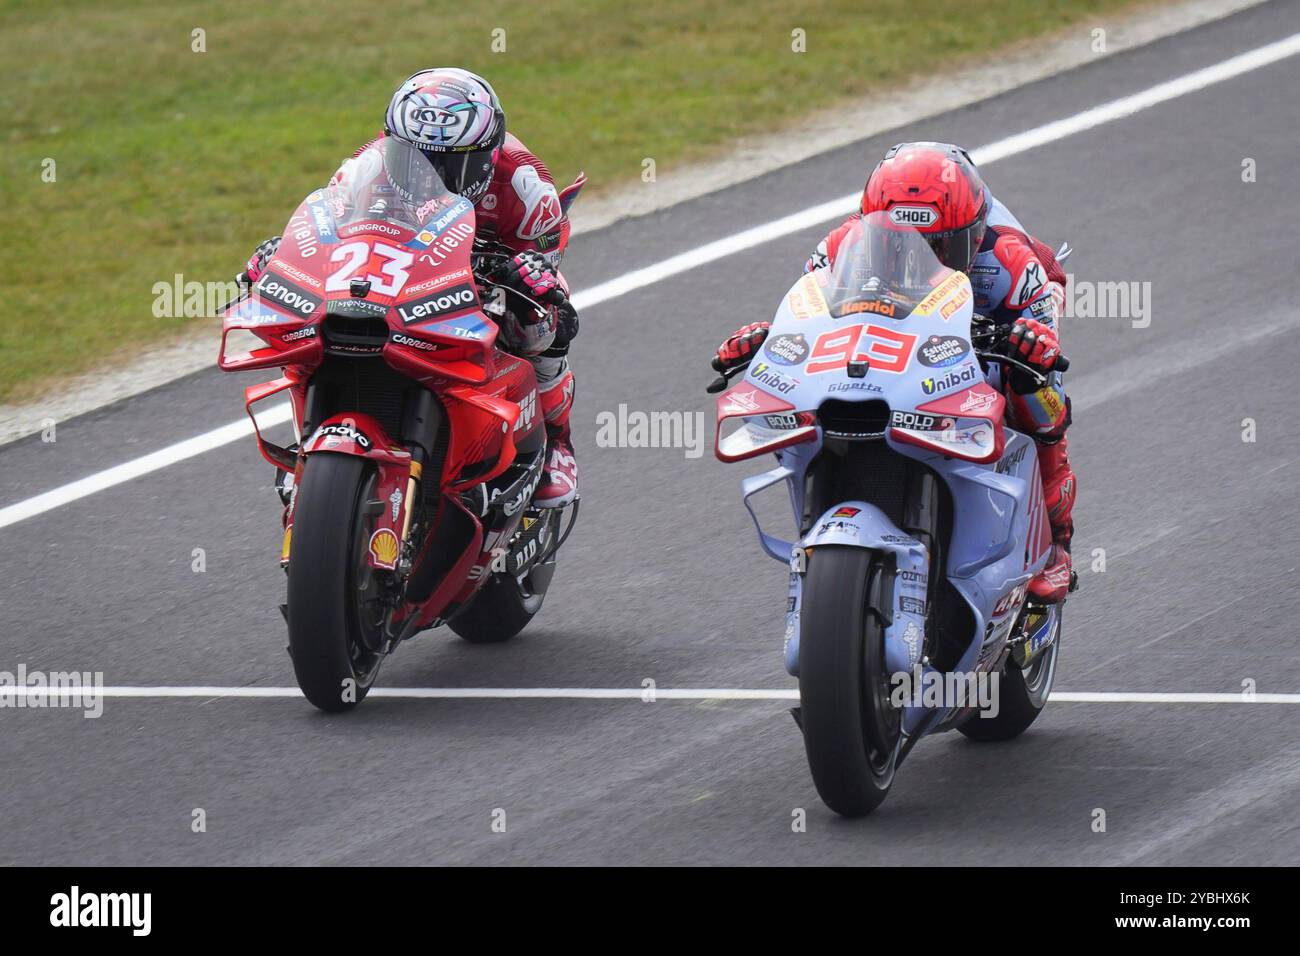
[0, 0, 1155, 402]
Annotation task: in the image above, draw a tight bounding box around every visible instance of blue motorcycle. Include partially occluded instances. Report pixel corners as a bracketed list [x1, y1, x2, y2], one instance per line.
[710, 212, 1073, 816]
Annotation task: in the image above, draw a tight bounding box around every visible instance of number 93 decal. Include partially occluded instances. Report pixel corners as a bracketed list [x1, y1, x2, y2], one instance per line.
[806, 324, 917, 375]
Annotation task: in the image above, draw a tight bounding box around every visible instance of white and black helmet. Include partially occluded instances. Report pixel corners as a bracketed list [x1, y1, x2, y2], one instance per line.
[383, 68, 505, 202]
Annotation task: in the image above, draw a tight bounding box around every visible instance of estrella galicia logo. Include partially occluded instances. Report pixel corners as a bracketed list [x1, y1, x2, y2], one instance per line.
[256, 273, 322, 319]
[764, 333, 810, 366]
[395, 283, 477, 324]
[917, 334, 970, 368]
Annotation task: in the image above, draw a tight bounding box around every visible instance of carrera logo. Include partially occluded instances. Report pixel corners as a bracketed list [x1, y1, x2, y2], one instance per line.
[391, 332, 437, 351]
[396, 283, 477, 324]
[889, 205, 938, 227]
[256, 274, 321, 318]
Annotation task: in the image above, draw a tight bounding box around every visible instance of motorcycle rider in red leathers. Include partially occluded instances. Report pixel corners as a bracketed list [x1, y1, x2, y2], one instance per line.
[715, 143, 1077, 602]
[241, 68, 580, 507]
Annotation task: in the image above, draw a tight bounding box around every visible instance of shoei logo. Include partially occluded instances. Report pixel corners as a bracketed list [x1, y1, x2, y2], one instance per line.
[889, 205, 938, 227]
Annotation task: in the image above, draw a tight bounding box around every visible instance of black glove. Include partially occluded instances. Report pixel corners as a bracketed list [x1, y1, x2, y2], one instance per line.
[236, 236, 282, 286]
[553, 298, 579, 348]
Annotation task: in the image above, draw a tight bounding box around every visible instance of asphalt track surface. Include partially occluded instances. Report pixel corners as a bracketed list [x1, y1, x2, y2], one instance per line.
[2, 2, 1299, 865]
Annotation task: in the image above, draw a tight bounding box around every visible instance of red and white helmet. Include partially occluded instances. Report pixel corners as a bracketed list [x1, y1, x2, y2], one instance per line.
[383, 68, 505, 202]
[861, 142, 989, 272]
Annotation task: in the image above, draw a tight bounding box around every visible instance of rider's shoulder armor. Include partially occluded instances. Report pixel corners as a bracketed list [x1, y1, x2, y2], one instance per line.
[476, 133, 571, 267]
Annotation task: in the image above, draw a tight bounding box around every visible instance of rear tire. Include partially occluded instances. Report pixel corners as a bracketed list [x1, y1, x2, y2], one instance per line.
[958, 608, 1059, 742]
[449, 569, 545, 644]
[799, 546, 900, 817]
[286, 453, 385, 712]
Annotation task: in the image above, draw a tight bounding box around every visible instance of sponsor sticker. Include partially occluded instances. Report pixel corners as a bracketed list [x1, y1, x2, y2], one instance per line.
[368, 529, 400, 569]
[395, 283, 477, 324]
[255, 273, 322, 319]
[917, 334, 970, 368]
[921, 363, 978, 396]
[764, 333, 810, 366]
[888, 205, 938, 227]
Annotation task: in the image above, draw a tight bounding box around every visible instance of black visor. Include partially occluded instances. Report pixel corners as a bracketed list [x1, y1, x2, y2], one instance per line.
[926, 220, 987, 273]
[425, 146, 496, 200]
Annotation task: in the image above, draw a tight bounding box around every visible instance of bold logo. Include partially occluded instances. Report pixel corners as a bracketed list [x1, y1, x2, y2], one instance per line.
[368, 529, 400, 568]
[281, 325, 318, 342]
[889, 205, 938, 227]
[921, 363, 977, 395]
[917, 334, 970, 368]
[763, 333, 809, 366]
[396, 283, 477, 324]
[256, 274, 321, 318]
[890, 410, 943, 430]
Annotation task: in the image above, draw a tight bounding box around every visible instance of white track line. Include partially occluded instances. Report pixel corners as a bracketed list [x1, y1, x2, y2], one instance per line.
[1, 687, 1297, 703]
[0, 404, 292, 529]
[3, 31, 1300, 533]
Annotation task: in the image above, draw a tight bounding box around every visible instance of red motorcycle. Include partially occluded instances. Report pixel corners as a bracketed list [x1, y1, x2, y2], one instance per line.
[219, 139, 581, 712]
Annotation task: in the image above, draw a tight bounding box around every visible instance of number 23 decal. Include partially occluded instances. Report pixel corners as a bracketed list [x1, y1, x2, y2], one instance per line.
[806, 324, 918, 375]
[325, 240, 413, 297]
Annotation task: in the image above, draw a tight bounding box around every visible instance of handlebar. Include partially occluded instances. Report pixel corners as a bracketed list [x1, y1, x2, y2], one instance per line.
[706, 350, 1067, 395]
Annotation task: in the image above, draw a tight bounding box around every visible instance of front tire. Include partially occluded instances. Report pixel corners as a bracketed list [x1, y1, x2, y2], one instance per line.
[286, 453, 386, 712]
[799, 546, 900, 817]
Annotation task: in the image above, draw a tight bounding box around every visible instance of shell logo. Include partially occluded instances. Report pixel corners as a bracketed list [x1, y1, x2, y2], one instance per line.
[416, 230, 434, 244]
[368, 529, 400, 568]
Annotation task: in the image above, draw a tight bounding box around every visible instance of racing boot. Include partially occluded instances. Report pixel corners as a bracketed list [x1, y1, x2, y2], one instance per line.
[1028, 436, 1077, 603]
[533, 365, 577, 508]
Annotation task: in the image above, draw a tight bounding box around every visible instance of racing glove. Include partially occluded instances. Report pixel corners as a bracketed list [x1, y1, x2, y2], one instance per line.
[491, 251, 567, 317]
[713, 322, 770, 372]
[1003, 317, 1063, 393]
[237, 236, 282, 287]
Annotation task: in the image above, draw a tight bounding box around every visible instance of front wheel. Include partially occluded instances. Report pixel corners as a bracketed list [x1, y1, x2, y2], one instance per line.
[286, 453, 386, 712]
[798, 545, 901, 817]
